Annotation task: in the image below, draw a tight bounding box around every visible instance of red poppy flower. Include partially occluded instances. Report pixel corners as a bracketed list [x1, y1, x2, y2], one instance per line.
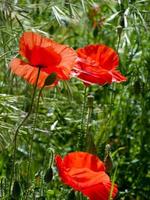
[55, 152, 118, 200]
[10, 32, 76, 88]
[73, 44, 126, 85]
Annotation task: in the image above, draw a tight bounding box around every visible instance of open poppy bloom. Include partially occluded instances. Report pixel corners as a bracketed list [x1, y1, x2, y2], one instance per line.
[10, 32, 76, 88]
[73, 44, 126, 85]
[55, 152, 118, 200]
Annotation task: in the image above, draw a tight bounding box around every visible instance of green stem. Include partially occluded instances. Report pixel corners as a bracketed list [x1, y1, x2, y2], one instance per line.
[85, 95, 96, 154]
[117, 33, 121, 52]
[78, 192, 84, 200]
[108, 164, 118, 200]
[10, 67, 41, 195]
[25, 86, 44, 199]
[81, 87, 87, 130]
[86, 99, 93, 136]
[78, 86, 87, 150]
[48, 148, 54, 167]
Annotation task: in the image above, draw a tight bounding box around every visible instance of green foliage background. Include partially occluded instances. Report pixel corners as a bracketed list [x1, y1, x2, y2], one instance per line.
[0, 0, 150, 199]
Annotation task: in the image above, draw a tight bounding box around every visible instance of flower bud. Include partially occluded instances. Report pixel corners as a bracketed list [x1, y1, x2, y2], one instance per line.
[44, 167, 53, 183]
[104, 153, 113, 173]
[117, 25, 123, 36]
[104, 144, 113, 173]
[87, 94, 94, 108]
[67, 190, 76, 200]
[12, 180, 21, 199]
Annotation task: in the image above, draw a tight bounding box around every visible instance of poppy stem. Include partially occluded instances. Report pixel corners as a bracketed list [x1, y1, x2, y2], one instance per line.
[28, 88, 43, 172]
[85, 94, 97, 154]
[116, 24, 123, 52]
[116, 32, 121, 51]
[10, 67, 41, 195]
[86, 95, 93, 134]
[108, 164, 118, 200]
[78, 86, 87, 150]
[76, 191, 84, 200]
[25, 86, 43, 199]
[81, 87, 88, 129]
[48, 148, 54, 167]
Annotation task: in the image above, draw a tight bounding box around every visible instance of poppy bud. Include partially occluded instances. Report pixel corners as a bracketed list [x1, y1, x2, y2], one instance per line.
[44, 167, 53, 183]
[117, 25, 123, 36]
[12, 180, 21, 199]
[104, 144, 113, 173]
[38, 196, 45, 200]
[104, 153, 113, 173]
[93, 26, 99, 37]
[87, 95, 94, 108]
[120, 16, 125, 28]
[67, 190, 76, 200]
[44, 73, 57, 87]
[134, 80, 141, 94]
[105, 144, 111, 153]
[35, 171, 41, 185]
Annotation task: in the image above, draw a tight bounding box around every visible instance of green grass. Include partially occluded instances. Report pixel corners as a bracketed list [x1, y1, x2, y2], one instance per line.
[0, 0, 150, 199]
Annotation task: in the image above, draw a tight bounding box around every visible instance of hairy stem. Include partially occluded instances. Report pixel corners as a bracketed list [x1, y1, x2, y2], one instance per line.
[10, 67, 41, 194]
[25, 86, 43, 199]
[78, 86, 87, 150]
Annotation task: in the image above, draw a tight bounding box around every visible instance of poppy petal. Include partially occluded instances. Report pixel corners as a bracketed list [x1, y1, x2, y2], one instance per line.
[19, 32, 77, 80]
[82, 182, 118, 200]
[74, 44, 126, 85]
[77, 70, 113, 85]
[77, 45, 99, 61]
[69, 169, 110, 188]
[96, 45, 119, 70]
[55, 155, 79, 190]
[56, 152, 118, 200]
[51, 45, 77, 80]
[77, 45, 119, 70]
[19, 32, 53, 60]
[30, 46, 61, 68]
[10, 58, 57, 88]
[110, 70, 127, 82]
[63, 152, 105, 171]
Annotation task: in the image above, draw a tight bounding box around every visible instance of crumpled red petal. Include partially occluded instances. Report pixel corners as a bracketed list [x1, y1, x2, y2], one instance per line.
[77, 44, 119, 70]
[63, 152, 105, 171]
[110, 70, 127, 83]
[82, 181, 118, 200]
[77, 70, 113, 85]
[74, 44, 126, 85]
[55, 152, 118, 200]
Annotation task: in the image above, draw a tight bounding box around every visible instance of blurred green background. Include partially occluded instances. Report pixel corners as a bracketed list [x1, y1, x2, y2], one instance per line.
[0, 0, 150, 199]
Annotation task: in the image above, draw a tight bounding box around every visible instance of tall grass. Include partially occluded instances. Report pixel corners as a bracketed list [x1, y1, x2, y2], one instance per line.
[0, 0, 150, 199]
